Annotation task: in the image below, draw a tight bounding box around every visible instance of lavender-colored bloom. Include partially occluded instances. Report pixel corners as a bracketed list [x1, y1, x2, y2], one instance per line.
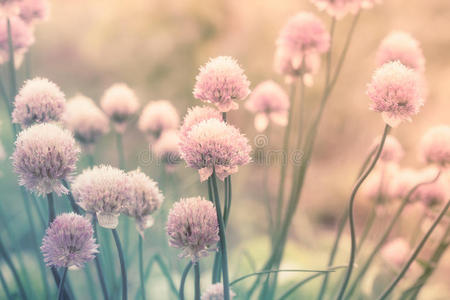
[152, 130, 181, 171]
[41, 213, 98, 269]
[193, 56, 251, 112]
[12, 123, 80, 195]
[420, 125, 450, 166]
[274, 46, 321, 85]
[63, 94, 109, 151]
[370, 135, 404, 163]
[123, 169, 164, 236]
[201, 283, 236, 300]
[367, 61, 424, 127]
[72, 165, 132, 229]
[381, 238, 410, 268]
[18, 0, 50, 24]
[180, 106, 222, 139]
[100, 83, 139, 133]
[245, 80, 289, 132]
[376, 31, 425, 73]
[166, 197, 219, 261]
[138, 100, 179, 141]
[0, 16, 34, 65]
[12, 77, 65, 127]
[179, 118, 252, 181]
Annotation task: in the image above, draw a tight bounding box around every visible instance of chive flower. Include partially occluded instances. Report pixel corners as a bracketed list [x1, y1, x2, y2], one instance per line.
[180, 105, 222, 139]
[420, 125, 450, 167]
[138, 100, 179, 141]
[0, 16, 34, 65]
[381, 238, 410, 268]
[19, 0, 50, 24]
[152, 130, 181, 171]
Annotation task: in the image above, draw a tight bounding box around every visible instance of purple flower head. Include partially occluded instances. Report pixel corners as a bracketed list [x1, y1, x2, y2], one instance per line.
[193, 56, 251, 112]
[245, 80, 290, 132]
[370, 135, 404, 163]
[152, 130, 182, 172]
[367, 61, 424, 127]
[420, 125, 450, 167]
[100, 83, 139, 133]
[63, 94, 109, 151]
[72, 165, 133, 229]
[179, 118, 252, 182]
[18, 0, 50, 24]
[12, 123, 80, 195]
[274, 47, 321, 85]
[0, 16, 34, 65]
[201, 283, 236, 300]
[41, 213, 98, 269]
[376, 31, 425, 73]
[166, 197, 219, 261]
[180, 106, 222, 139]
[123, 169, 164, 236]
[138, 100, 179, 141]
[12, 77, 65, 128]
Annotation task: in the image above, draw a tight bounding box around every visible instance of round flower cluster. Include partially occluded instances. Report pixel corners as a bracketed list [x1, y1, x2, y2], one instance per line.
[180, 106, 222, 139]
[201, 283, 236, 300]
[19, 0, 50, 24]
[0, 16, 34, 65]
[245, 80, 290, 132]
[12, 77, 66, 128]
[122, 169, 164, 236]
[179, 118, 252, 181]
[72, 165, 132, 229]
[12, 123, 79, 195]
[138, 100, 179, 141]
[361, 164, 398, 201]
[152, 130, 181, 171]
[100, 83, 139, 133]
[64, 95, 109, 150]
[370, 135, 404, 163]
[41, 213, 98, 269]
[376, 31, 425, 73]
[367, 61, 424, 127]
[274, 46, 321, 85]
[420, 125, 450, 166]
[166, 197, 219, 261]
[193, 56, 251, 112]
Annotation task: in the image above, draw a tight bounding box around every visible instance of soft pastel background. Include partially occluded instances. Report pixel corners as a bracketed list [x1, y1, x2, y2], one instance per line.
[1, 0, 449, 299]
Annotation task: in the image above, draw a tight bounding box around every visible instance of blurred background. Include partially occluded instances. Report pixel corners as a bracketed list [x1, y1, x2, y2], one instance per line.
[1, 0, 449, 299]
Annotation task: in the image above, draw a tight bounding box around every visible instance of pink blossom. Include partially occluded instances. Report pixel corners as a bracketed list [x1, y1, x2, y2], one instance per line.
[180, 106, 222, 139]
[274, 47, 321, 85]
[19, 0, 50, 24]
[370, 135, 404, 163]
[0, 16, 34, 65]
[420, 125, 450, 166]
[138, 100, 179, 141]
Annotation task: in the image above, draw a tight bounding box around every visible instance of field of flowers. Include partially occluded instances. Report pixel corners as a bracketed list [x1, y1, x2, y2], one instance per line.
[0, 0, 449, 299]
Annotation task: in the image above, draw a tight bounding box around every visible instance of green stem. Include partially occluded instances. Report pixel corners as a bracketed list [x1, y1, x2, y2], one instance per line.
[116, 131, 126, 170]
[87, 153, 95, 167]
[112, 228, 127, 300]
[62, 180, 82, 214]
[356, 200, 378, 252]
[57, 268, 68, 300]
[194, 263, 200, 300]
[377, 200, 450, 300]
[139, 236, 146, 300]
[154, 255, 178, 297]
[179, 262, 193, 300]
[93, 221, 109, 300]
[47, 192, 56, 225]
[0, 235, 27, 300]
[278, 273, 325, 300]
[0, 269, 12, 300]
[210, 170, 231, 300]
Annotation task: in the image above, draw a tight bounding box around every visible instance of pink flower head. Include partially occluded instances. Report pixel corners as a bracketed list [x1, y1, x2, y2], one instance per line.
[12, 77, 66, 127]
[180, 106, 222, 139]
[0, 16, 34, 65]
[72, 165, 132, 229]
[100, 83, 139, 133]
[245, 80, 289, 132]
[0, 0, 21, 19]
[381, 238, 410, 268]
[153, 130, 182, 171]
[41, 213, 98, 269]
[64, 95, 109, 150]
[18, 0, 50, 24]
[361, 164, 398, 201]
[201, 283, 236, 300]
[420, 125, 450, 167]
[370, 135, 404, 163]
[376, 31, 425, 73]
[274, 46, 321, 85]
[179, 118, 252, 181]
[12, 123, 80, 196]
[166, 197, 219, 261]
[310, 0, 362, 19]
[138, 100, 179, 141]
[411, 167, 449, 207]
[193, 56, 251, 112]
[123, 169, 164, 236]
[367, 61, 424, 127]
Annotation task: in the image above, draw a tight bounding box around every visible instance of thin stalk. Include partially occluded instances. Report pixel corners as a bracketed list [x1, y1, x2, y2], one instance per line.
[278, 273, 325, 300]
[263, 126, 274, 237]
[0, 269, 12, 300]
[87, 153, 95, 167]
[410, 209, 427, 246]
[57, 268, 68, 300]
[112, 228, 127, 300]
[344, 170, 443, 300]
[336, 124, 391, 300]
[356, 200, 378, 252]
[325, 17, 336, 87]
[116, 131, 126, 170]
[139, 236, 146, 300]
[376, 200, 450, 300]
[0, 236, 27, 300]
[194, 263, 201, 300]
[154, 255, 178, 297]
[62, 180, 82, 214]
[30, 193, 46, 228]
[7, 18, 17, 96]
[93, 221, 109, 300]
[179, 262, 193, 300]
[210, 171, 231, 300]
[47, 193, 56, 225]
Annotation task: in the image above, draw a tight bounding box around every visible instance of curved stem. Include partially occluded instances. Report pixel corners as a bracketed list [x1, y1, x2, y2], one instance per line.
[0, 269, 12, 300]
[179, 262, 193, 300]
[194, 263, 200, 300]
[377, 200, 450, 300]
[139, 236, 146, 300]
[112, 228, 127, 300]
[57, 268, 68, 300]
[0, 236, 27, 300]
[336, 124, 391, 300]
